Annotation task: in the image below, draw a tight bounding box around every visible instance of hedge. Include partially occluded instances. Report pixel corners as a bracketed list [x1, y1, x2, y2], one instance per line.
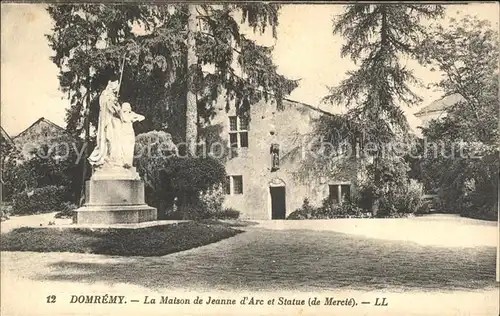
[12, 185, 69, 215]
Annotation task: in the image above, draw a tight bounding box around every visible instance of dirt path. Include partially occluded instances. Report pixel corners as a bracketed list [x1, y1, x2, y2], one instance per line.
[2, 215, 498, 315]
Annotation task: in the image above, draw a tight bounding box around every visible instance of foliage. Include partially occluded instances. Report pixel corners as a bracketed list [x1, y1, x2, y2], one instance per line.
[2, 137, 83, 203]
[295, 114, 361, 183]
[211, 208, 241, 220]
[378, 179, 429, 217]
[287, 198, 317, 219]
[12, 185, 70, 215]
[287, 197, 370, 220]
[46, 4, 298, 143]
[321, 4, 444, 214]
[288, 178, 427, 219]
[198, 184, 225, 214]
[0, 222, 243, 257]
[1, 130, 15, 181]
[134, 131, 227, 219]
[54, 202, 79, 219]
[319, 198, 366, 219]
[325, 4, 444, 135]
[416, 16, 498, 220]
[2, 151, 34, 200]
[0, 203, 12, 222]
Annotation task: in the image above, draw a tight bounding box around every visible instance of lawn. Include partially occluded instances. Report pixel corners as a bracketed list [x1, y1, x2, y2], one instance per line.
[2, 226, 496, 292]
[0, 221, 243, 256]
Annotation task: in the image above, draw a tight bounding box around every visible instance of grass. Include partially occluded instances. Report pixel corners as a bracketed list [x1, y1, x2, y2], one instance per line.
[0, 221, 243, 256]
[4, 227, 495, 292]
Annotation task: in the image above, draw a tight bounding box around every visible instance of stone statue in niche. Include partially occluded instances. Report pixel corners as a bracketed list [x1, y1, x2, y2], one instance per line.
[270, 143, 280, 171]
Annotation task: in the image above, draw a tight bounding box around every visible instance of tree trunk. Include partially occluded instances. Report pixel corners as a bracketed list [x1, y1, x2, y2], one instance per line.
[186, 5, 198, 157]
[497, 196, 500, 282]
[79, 88, 91, 207]
[372, 154, 382, 217]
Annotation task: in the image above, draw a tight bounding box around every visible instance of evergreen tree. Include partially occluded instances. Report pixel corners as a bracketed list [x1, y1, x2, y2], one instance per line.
[46, 4, 298, 153]
[323, 4, 444, 214]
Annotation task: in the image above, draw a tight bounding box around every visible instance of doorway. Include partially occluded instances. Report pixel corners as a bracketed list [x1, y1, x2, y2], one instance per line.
[270, 186, 286, 219]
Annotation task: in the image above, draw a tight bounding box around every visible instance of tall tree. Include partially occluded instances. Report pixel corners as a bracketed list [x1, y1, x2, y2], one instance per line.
[47, 4, 157, 203]
[417, 15, 499, 145]
[47, 4, 298, 154]
[323, 4, 443, 215]
[416, 15, 498, 220]
[185, 5, 198, 155]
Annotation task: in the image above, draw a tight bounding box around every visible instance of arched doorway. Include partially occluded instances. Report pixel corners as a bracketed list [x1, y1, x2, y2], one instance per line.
[269, 178, 286, 219]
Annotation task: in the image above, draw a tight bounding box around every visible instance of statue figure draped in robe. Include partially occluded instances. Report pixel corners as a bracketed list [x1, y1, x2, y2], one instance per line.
[119, 102, 145, 168]
[88, 80, 122, 168]
[88, 80, 146, 176]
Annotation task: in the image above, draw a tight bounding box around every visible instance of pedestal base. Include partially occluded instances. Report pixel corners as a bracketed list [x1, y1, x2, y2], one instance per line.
[75, 177, 157, 225]
[76, 205, 157, 225]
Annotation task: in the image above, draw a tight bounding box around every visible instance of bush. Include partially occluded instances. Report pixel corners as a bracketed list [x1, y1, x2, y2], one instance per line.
[54, 202, 78, 219]
[2, 137, 83, 202]
[378, 180, 428, 217]
[12, 185, 69, 215]
[287, 198, 316, 219]
[459, 189, 498, 221]
[1, 203, 12, 222]
[287, 197, 371, 220]
[198, 184, 225, 213]
[318, 198, 367, 219]
[135, 132, 227, 220]
[211, 208, 240, 220]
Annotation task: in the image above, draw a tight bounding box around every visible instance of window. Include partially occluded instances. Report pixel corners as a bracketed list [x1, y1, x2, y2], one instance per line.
[233, 176, 243, 194]
[229, 116, 249, 148]
[226, 175, 244, 195]
[329, 183, 351, 204]
[341, 184, 351, 201]
[329, 185, 340, 204]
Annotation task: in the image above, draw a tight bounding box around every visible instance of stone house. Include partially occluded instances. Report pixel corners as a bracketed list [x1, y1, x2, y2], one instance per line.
[414, 93, 465, 128]
[205, 96, 358, 220]
[13, 117, 78, 159]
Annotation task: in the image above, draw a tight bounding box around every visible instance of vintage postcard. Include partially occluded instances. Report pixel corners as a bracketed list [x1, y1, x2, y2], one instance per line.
[1, 2, 499, 315]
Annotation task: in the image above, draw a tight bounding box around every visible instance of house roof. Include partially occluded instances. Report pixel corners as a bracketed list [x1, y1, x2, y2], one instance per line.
[0, 126, 14, 146]
[414, 93, 466, 117]
[13, 117, 68, 140]
[282, 97, 337, 118]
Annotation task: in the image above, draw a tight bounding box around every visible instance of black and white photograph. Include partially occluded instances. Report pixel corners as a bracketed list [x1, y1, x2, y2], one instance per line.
[1, 2, 499, 315]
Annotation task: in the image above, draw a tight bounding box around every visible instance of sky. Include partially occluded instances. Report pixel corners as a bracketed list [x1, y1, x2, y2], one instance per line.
[1, 3, 499, 136]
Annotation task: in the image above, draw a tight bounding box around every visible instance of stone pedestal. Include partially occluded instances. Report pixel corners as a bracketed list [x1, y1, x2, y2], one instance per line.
[75, 167, 157, 225]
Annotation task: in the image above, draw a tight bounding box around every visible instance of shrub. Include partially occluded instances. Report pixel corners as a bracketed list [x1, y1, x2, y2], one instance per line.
[12, 185, 69, 215]
[378, 180, 428, 217]
[198, 184, 225, 214]
[355, 184, 375, 211]
[459, 189, 498, 221]
[211, 208, 240, 220]
[54, 202, 78, 219]
[135, 132, 227, 220]
[2, 137, 83, 202]
[287, 198, 317, 219]
[319, 198, 366, 219]
[287, 197, 370, 220]
[1, 203, 12, 222]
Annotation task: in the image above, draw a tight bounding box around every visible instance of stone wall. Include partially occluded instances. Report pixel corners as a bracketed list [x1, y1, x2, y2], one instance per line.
[13, 118, 77, 159]
[206, 96, 357, 219]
